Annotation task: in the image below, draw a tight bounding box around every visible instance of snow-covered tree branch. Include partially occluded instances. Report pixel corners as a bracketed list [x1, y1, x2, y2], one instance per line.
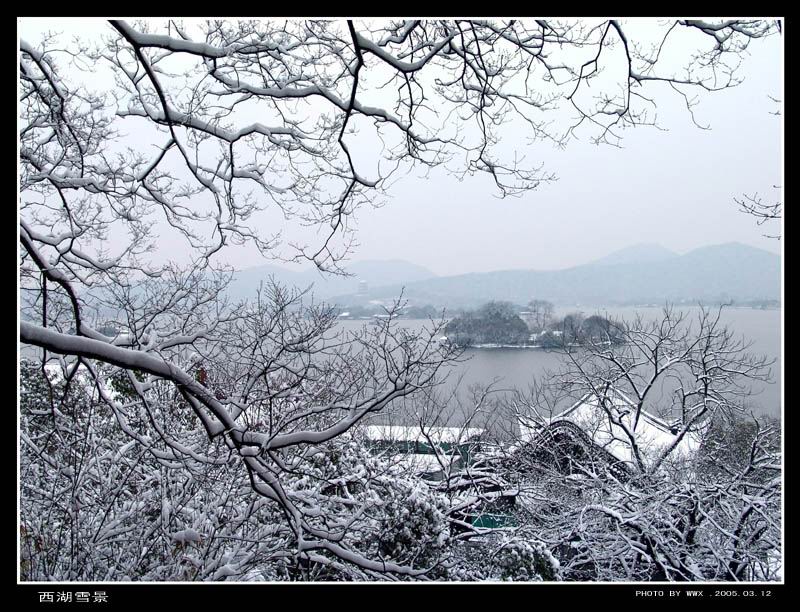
[19, 18, 780, 581]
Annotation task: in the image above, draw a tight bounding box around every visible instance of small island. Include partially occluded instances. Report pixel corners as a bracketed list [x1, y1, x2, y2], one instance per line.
[443, 300, 625, 348]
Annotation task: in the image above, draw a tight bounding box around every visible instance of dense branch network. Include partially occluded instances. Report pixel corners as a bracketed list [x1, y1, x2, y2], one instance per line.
[19, 18, 780, 578]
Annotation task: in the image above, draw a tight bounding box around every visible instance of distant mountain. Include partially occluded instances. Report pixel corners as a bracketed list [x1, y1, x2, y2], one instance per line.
[329, 243, 780, 308]
[345, 260, 438, 286]
[227, 259, 437, 301]
[591, 243, 678, 267]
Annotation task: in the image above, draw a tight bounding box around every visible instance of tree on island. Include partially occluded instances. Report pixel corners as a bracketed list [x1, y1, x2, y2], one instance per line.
[535, 312, 626, 348]
[445, 301, 530, 346]
[527, 300, 555, 333]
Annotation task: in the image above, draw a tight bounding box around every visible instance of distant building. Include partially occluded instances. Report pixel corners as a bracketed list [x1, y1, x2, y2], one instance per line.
[357, 280, 368, 296]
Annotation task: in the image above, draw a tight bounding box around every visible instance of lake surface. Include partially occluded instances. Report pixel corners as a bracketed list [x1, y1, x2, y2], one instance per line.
[21, 306, 780, 431]
[339, 306, 782, 431]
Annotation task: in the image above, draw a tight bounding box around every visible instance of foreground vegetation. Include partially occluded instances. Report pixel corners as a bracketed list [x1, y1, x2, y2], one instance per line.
[21, 305, 781, 581]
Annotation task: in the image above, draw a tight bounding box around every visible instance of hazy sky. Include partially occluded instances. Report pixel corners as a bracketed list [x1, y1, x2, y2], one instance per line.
[346, 32, 783, 276]
[20, 18, 783, 278]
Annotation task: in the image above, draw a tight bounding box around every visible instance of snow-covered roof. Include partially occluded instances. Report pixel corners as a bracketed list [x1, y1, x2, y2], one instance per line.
[550, 389, 701, 467]
[363, 425, 484, 444]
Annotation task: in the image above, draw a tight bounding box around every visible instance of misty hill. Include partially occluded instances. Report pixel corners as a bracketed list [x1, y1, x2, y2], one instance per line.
[590, 243, 678, 267]
[227, 259, 437, 301]
[331, 243, 780, 308]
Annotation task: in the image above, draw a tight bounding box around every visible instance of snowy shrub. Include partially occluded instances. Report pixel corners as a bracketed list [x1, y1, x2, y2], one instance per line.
[493, 539, 560, 581]
[445, 535, 560, 581]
